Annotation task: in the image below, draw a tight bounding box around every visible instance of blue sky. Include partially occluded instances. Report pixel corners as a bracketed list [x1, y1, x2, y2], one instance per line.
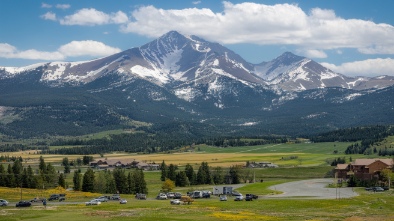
[1, 0, 394, 77]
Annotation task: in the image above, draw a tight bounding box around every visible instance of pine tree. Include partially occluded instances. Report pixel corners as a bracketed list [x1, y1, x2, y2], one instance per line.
[94, 171, 107, 193]
[82, 168, 95, 192]
[105, 171, 117, 194]
[113, 168, 127, 194]
[73, 169, 82, 191]
[62, 157, 70, 174]
[45, 163, 58, 187]
[6, 164, 15, 187]
[27, 165, 37, 189]
[160, 160, 168, 181]
[58, 173, 66, 188]
[168, 164, 176, 181]
[175, 171, 189, 187]
[212, 166, 224, 184]
[0, 164, 5, 187]
[184, 164, 196, 185]
[39, 156, 46, 173]
[12, 159, 23, 187]
[127, 172, 134, 194]
[137, 169, 148, 194]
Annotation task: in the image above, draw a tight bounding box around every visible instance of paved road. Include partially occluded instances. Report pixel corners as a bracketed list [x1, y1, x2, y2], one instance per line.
[265, 178, 358, 199]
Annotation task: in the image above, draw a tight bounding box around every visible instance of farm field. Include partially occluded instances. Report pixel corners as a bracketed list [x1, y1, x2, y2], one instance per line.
[1, 140, 394, 220]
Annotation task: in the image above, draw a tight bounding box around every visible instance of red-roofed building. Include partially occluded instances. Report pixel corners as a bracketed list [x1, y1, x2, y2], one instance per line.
[335, 158, 393, 181]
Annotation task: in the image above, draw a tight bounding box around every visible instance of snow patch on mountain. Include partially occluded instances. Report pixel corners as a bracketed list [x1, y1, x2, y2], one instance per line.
[1, 63, 45, 75]
[161, 48, 183, 76]
[131, 65, 169, 85]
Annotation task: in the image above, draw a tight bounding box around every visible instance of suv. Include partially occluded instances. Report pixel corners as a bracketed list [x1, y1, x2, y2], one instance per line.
[48, 194, 60, 201]
[135, 193, 147, 200]
[245, 194, 258, 201]
[96, 196, 108, 202]
[111, 194, 121, 200]
[0, 199, 8, 206]
[156, 193, 168, 200]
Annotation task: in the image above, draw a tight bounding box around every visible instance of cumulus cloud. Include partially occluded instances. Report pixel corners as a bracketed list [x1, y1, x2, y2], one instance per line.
[0, 41, 120, 61]
[0, 43, 64, 60]
[58, 40, 121, 57]
[321, 58, 394, 77]
[118, 2, 394, 55]
[60, 8, 128, 26]
[192, 1, 201, 4]
[41, 12, 57, 21]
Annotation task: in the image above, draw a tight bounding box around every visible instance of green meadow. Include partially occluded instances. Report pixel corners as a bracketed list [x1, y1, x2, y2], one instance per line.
[1, 139, 394, 220]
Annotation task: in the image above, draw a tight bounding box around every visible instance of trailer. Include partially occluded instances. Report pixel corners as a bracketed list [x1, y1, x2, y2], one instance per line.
[213, 186, 233, 195]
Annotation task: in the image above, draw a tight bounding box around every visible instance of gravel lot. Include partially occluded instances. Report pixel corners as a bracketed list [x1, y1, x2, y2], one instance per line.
[265, 178, 359, 199]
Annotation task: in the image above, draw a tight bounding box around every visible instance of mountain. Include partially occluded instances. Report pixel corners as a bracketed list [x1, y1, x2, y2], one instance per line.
[0, 31, 393, 138]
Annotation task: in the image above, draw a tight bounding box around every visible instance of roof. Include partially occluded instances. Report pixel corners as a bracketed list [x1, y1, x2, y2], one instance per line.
[352, 159, 393, 166]
[335, 164, 349, 170]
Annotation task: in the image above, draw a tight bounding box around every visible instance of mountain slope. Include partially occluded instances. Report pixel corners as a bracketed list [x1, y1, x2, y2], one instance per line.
[0, 31, 393, 138]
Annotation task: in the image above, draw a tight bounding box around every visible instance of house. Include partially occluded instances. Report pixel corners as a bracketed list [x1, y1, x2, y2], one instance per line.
[335, 158, 393, 181]
[334, 163, 350, 179]
[351, 159, 393, 180]
[89, 159, 135, 169]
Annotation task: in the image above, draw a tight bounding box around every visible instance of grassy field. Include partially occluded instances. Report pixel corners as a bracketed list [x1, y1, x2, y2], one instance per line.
[1, 185, 393, 221]
[1, 140, 394, 220]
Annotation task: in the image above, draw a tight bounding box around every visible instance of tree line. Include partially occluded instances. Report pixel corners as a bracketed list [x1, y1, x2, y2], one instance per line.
[0, 156, 59, 189]
[159, 161, 243, 189]
[43, 133, 287, 155]
[75, 167, 148, 195]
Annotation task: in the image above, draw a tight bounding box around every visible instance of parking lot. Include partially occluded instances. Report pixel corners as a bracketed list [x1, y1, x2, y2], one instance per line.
[265, 178, 359, 199]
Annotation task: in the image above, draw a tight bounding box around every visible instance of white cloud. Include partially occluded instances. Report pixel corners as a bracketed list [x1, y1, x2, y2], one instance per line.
[56, 4, 70, 9]
[0, 43, 64, 60]
[321, 58, 394, 77]
[118, 2, 394, 55]
[58, 40, 121, 57]
[41, 3, 52, 8]
[192, 1, 201, 4]
[0, 41, 120, 61]
[59, 8, 128, 26]
[302, 49, 327, 58]
[41, 12, 57, 21]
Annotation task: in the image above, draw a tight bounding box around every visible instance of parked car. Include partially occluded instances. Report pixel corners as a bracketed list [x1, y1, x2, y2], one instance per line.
[111, 194, 121, 200]
[135, 193, 147, 200]
[85, 199, 101, 206]
[170, 199, 181, 205]
[232, 191, 242, 196]
[219, 195, 227, 201]
[95, 196, 108, 202]
[202, 191, 210, 198]
[48, 194, 60, 201]
[16, 201, 31, 207]
[372, 187, 385, 192]
[0, 199, 9, 206]
[156, 193, 168, 200]
[173, 192, 182, 199]
[119, 199, 127, 204]
[245, 194, 258, 201]
[234, 195, 244, 201]
[30, 197, 46, 203]
[166, 192, 175, 198]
